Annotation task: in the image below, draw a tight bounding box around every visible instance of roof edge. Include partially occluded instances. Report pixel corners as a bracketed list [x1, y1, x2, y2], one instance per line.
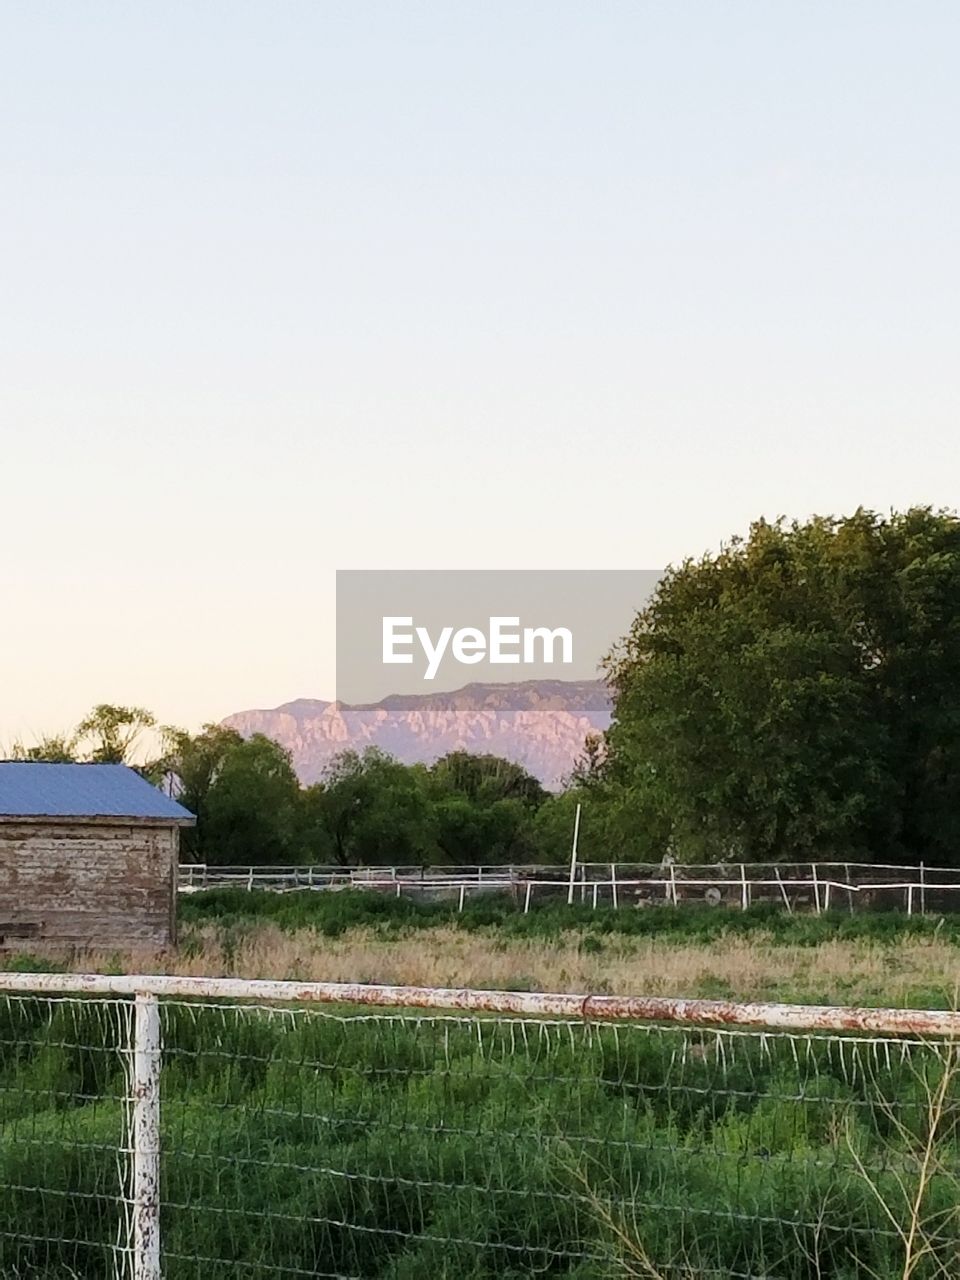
[0, 814, 197, 828]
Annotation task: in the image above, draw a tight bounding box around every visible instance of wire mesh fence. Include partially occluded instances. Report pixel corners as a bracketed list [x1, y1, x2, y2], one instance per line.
[0, 993, 132, 1277]
[179, 860, 960, 916]
[3, 975, 960, 1278]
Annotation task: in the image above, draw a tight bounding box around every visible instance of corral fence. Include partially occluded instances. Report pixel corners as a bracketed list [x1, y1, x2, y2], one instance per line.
[179, 859, 960, 915]
[4, 974, 960, 1277]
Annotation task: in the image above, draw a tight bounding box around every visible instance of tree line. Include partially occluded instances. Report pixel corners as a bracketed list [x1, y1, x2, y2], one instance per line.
[12, 506, 960, 867]
[11, 711, 571, 865]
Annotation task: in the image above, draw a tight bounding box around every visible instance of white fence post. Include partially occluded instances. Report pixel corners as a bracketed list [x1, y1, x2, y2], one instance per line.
[131, 992, 162, 1280]
[774, 866, 793, 913]
[566, 803, 582, 906]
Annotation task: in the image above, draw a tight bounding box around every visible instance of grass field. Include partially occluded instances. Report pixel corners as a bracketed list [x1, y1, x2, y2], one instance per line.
[8, 889, 960, 1010]
[3, 978, 960, 1277]
[5, 893, 960, 1276]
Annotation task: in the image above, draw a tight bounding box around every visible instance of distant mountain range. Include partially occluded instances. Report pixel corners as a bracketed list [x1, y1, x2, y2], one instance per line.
[222, 679, 612, 789]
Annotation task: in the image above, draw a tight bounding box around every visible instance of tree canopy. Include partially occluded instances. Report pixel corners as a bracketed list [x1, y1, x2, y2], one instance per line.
[602, 507, 960, 864]
[307, 748, 437, 866]
[74, 704, 156, 764]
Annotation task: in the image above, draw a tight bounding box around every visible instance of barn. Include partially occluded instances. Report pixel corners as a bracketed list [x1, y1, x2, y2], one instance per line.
[0, 762, 195, 949]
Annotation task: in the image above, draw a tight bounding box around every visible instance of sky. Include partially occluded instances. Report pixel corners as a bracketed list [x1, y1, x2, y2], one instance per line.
[1, 1, 958, 744]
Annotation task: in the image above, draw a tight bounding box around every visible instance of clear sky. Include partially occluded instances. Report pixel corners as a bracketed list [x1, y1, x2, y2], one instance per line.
[2, 2, 958, 744]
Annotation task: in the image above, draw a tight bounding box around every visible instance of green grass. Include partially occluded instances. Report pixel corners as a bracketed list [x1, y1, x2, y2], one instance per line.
[2, 993, 959, 1277]
[6, 895, 960, 1273]
[180, 885, 960, 947]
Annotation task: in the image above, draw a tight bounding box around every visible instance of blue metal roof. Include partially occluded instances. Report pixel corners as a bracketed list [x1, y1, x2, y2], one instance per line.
[0, 763, 195, 822]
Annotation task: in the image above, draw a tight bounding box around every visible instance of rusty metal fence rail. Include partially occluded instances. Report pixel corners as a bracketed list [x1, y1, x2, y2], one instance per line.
[179, 859, 960, 916]
[3, 973, 960, 1278]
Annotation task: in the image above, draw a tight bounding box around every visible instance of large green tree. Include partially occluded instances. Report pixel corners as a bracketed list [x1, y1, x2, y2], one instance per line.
[604, 508, 960, 864]
[165, 725, 302, 863]
[202, 734, 302, 864]
[428, 752, 546, 808]
[310, 748, 439, 866]
[161, 724, 243, 847]
[427, 752, 545, 863]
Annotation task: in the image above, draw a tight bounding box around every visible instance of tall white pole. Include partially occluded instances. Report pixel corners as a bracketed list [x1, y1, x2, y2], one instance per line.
[566, 803, 582, 906]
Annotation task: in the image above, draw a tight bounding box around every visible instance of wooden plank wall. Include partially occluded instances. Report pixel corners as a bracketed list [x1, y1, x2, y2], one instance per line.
[0, 822, 178, 947]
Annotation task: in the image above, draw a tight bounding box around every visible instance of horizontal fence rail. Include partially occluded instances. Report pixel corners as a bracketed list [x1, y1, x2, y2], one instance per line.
[179, 860, 960, 915]
[7, 971, 960, 1034]
[4, 974, 960, 1277]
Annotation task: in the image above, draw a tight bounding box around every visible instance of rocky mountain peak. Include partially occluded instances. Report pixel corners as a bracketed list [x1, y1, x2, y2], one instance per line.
[222, 679, 612, 789]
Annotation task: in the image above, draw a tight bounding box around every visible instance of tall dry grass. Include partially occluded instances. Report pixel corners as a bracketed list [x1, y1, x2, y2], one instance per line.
[58, 924, 960, 1006]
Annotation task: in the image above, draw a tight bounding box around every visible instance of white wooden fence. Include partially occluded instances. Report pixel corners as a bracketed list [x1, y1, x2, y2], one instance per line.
[177, 860, 960, 914]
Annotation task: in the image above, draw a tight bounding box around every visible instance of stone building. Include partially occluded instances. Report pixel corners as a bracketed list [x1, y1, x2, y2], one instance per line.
[0, 762, 194, 948]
